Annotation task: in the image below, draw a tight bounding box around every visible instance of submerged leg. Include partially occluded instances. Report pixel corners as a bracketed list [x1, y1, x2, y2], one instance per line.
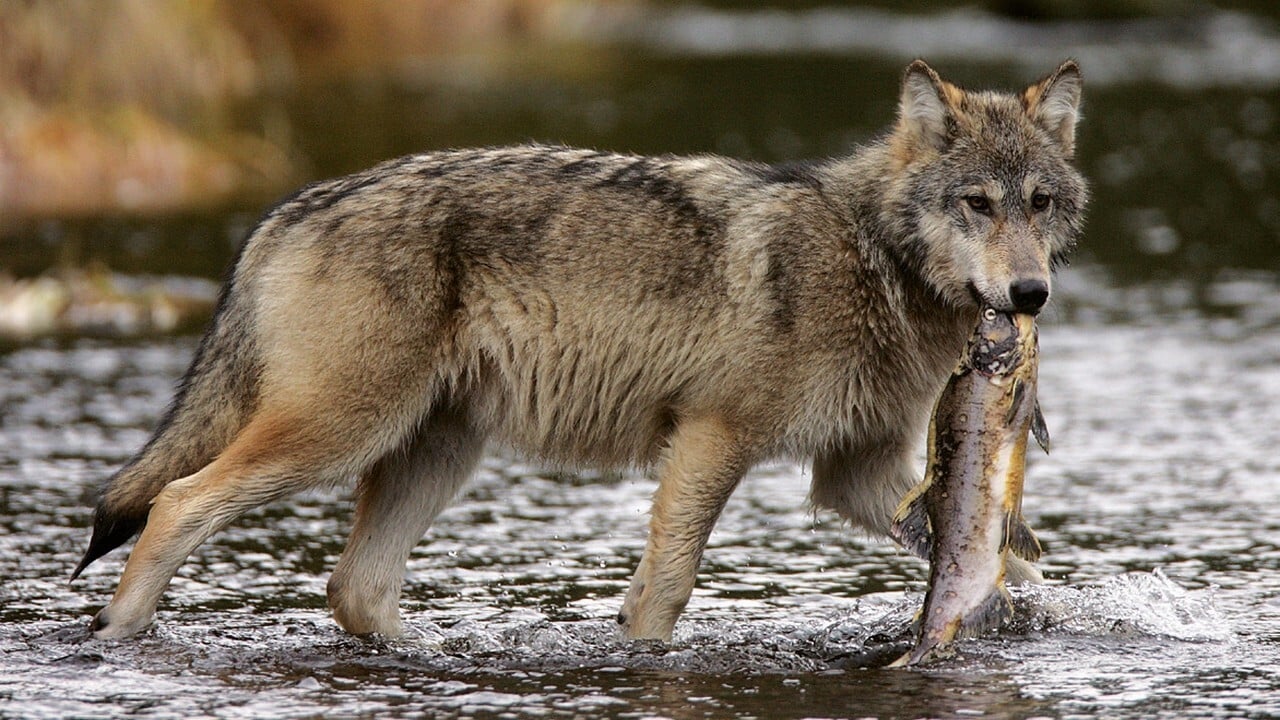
[327, 406, 484, 636]
[618, 415, 750, 642]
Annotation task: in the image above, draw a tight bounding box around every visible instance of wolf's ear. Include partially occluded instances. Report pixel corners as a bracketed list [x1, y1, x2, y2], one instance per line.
[898, 60, 961, 152]
[1024, 60, 1083, 157]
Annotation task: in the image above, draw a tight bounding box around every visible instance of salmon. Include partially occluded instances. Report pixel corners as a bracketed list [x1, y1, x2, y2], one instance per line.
[888, 307, 1049, 666]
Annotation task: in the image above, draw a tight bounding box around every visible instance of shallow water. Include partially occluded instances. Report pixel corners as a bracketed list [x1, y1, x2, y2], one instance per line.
[4, 3, 1280, 719]
[2, 286, 1279, 718]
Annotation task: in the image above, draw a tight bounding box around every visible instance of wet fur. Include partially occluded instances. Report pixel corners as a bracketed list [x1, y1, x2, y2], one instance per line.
[75, 60, 1087, 640]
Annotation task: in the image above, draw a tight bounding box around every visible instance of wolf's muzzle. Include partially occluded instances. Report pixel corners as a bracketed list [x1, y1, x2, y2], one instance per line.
[1009, 279, 1049, 314]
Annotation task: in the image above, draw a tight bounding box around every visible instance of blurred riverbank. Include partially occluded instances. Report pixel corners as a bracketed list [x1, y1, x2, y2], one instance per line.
[0, 0, 636, 222]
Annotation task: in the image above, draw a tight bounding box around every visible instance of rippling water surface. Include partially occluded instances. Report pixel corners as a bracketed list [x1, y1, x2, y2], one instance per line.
[3, 282, 1279, 718]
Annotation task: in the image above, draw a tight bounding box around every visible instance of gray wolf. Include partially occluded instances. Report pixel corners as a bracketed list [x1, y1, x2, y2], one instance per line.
[73, 59, 1087, 640]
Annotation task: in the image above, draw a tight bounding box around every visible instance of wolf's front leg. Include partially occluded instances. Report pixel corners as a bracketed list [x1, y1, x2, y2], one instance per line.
[618, 415, 750, 642]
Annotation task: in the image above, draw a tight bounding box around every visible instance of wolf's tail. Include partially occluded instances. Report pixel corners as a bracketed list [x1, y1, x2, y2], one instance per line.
[71, 271, 261, 580]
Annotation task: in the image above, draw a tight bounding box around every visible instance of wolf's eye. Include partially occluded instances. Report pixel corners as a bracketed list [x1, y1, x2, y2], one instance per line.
[1031, 192, 1052, 211]
[965, 195, 993, 215]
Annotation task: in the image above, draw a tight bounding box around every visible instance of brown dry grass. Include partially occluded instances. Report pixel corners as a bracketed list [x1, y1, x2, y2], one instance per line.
[0, 0, 601, 220]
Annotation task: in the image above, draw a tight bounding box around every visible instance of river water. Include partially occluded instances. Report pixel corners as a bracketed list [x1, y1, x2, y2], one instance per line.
[3, 4, 1280, 719]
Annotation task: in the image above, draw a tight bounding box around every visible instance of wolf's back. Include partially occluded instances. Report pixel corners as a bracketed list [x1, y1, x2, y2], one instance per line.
[72, 257, 262, 579]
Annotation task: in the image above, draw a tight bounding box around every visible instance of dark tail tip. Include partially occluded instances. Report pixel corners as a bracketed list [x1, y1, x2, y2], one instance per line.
[70, 508, 146, 581]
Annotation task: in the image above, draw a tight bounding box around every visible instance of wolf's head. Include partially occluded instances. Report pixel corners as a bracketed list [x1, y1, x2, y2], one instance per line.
[883, 60, 1088, 315]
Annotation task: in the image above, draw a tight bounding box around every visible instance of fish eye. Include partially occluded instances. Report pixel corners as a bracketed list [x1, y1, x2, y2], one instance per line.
[965, 195, 993, 215]
[1031, 192, 1052, 211]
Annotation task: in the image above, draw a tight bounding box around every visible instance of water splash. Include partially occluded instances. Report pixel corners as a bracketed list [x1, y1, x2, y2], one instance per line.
[387, 598, 913, 673]
[1012, 569, 1231, 642]
[334, 572, 1230, 673]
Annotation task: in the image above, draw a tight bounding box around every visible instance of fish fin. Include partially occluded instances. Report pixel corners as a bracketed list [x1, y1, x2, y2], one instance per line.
[890, 617, 953, 668]
[1032, 400, 1051, 454]
[1005, 379, 1027, 426]
[1003, 512, 1043, 562]
[890, 479, 933, 560]
[889, 639, 959, 667]
[956, 585, 1015, 640]
[908, 604, 924, 632]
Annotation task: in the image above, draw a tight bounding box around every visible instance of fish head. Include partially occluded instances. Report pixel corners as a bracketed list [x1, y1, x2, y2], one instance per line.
[967, 307, 1036, 378]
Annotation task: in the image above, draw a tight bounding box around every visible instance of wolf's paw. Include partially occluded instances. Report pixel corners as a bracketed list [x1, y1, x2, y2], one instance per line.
[331, 607, 405, 638]
[89, 606, 153, 639]
[327, 575, 406, 637]
[617, 583, 679, 642]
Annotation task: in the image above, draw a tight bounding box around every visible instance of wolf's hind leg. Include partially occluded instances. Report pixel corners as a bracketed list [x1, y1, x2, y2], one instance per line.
[89, 400, 424, 639]
[327, 405, 484, 636]
[618, 415, 749, 642]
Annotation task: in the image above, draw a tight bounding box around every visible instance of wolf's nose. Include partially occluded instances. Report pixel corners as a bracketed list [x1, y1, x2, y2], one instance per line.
[1009, 279, 1049, 314]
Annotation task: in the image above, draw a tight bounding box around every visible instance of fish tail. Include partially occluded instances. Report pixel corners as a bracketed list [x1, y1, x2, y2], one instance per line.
[956, 585, 1014, 640]
[891, 587, 1015, 667]
[889, 638, 943, 667]
[889, 619, 959, 667]
[887, 649, 915, 667]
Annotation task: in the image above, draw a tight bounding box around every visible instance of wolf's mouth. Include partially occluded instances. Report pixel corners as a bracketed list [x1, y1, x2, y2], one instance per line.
[965, 281, 989, 308]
